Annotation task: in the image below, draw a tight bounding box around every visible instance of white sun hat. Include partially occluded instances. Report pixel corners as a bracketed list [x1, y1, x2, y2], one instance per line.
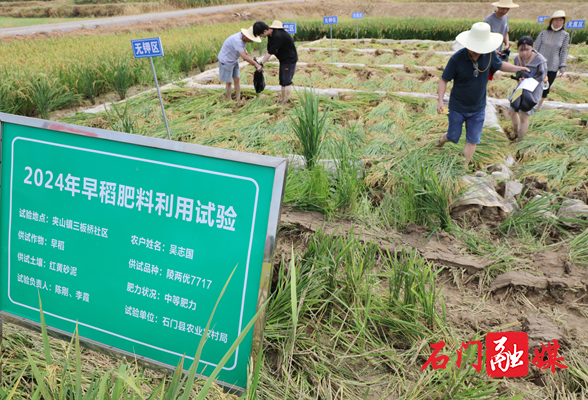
[269, 20, 286, 29]
[544, 10, 570, 26]
[491, 0, 519, 8]
[241, 26, 262, 43]
[456, 22, 503, 54]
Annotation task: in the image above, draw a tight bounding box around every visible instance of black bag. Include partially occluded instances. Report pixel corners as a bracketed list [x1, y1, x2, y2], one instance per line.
[509, 79, 538, 113]
[253, 69, 265, 93]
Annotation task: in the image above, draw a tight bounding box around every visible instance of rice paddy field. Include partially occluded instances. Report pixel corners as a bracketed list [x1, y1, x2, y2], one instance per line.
[3, 9, 588, 400]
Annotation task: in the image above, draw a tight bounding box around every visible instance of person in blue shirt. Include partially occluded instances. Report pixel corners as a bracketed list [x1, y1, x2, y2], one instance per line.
[436, 22, 529, 165]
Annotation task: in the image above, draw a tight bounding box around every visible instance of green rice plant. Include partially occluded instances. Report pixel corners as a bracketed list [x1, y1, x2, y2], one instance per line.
[73, 64, 106, 105]
[498, 192, 562, 240]
[104, 100, 143, 134]
[104, 57, 136, 100]
[195, 42, 215, 73]
[0, 366, 27, 399]
[0, 71, 27, 115]
[519, 155, 571, 190]
[22, 266, 263, 400]
[283, 165, 331, 214]
[26, 73, 79, 120]
[289, 87, 330, 170]
[383, 248, 446, 333]
[326, 127, 365, 213]
[389, 152, 465, 232]
[569, 228, 588, 267]
[412, 344, 502, 400]
[152, 55, 181, 84]
[175, 43, 196, 74]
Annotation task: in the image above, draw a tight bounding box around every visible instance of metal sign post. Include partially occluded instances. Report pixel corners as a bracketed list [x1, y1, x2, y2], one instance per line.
[131, 37, 171, 141]
[323, 16, 338, 63]
[352, 12, 364, 46]
[0, 112, 288, 391]
[284, 23, 297, 35]
[565, 19, 586, 44]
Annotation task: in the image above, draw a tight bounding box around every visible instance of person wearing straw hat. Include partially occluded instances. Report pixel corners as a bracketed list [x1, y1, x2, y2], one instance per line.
[483, 0, 519, 59]
[534, 10, 570, 110]
[436, 23, 529, 165]
[218, 26, 263, 102]
[254, 20, 298, 105]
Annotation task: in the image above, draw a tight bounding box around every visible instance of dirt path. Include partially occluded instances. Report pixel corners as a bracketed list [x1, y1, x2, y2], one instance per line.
[0, 0, 307, 37]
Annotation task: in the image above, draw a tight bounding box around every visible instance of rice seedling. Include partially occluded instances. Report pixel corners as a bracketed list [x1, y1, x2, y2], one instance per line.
[288, 87, 330, 170]
[26, 73, 79, 120]
[104, 57, 136, 100]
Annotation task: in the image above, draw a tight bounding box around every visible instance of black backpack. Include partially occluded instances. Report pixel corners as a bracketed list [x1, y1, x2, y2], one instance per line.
[509, 79, 538, 112]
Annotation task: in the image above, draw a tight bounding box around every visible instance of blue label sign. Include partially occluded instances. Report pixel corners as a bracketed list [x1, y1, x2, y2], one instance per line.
[537, 16, 549, 23]
[323, 16, 338, 25]
[352, 12, 364, 19]
[566, 19, 586, 30]
[131, 37, 164, 59]
[283, 23, 296, 34]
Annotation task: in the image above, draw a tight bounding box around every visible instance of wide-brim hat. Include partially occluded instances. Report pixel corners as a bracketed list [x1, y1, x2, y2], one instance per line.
[269, 20, 286, 29]
[491, 0, 519, 8]
[456, 22, 503, 54]
[544, 10, 570, 26]
[241, 26, 261, 43]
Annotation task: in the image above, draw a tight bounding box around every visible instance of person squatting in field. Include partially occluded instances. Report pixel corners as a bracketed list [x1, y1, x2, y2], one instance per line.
[534, 10, 570, 110]
[217, 26, 263, 102]
[508, 36, 547, 141]
[483, 0, 519, 61]
[436, 22, 529, 165]
[253, 20, 298, 105]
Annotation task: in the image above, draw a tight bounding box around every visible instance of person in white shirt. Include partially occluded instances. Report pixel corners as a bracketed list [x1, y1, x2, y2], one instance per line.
[218, 26, 263, 102]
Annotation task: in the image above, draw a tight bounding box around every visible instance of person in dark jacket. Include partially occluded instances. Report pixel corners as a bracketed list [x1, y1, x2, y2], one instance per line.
[253, 20, 298, 105]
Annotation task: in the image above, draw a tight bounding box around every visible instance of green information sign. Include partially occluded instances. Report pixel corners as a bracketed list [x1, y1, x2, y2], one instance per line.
[0, 113, 287, 390]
